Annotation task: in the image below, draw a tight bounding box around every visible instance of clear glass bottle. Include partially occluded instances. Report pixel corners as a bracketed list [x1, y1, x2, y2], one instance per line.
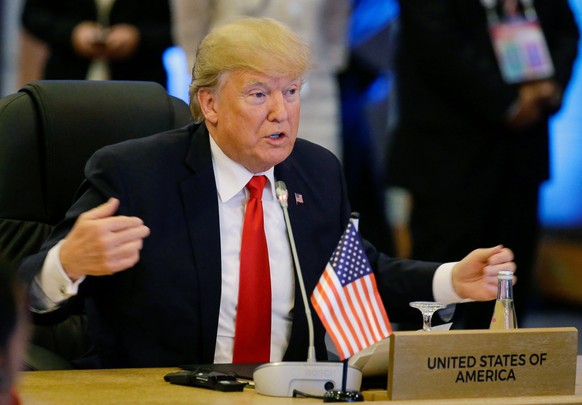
[489, 270, 518, 329]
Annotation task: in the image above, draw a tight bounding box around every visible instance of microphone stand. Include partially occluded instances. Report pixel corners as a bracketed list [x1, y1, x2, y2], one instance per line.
[276, 181, 316, 362]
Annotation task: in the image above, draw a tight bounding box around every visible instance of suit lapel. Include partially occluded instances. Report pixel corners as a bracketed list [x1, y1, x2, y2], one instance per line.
[275, 161, 321, 293]
[275, 159, 324, 360]
[274, 147, 348, 361]
[180, 124, 222, 362]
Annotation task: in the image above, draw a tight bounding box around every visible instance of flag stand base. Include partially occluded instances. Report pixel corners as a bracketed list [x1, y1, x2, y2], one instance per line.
[323, 390, 364, 402]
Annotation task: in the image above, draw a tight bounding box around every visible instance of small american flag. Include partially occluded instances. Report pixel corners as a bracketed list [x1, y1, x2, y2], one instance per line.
[294, 193, 304, 204]
[311, 220, 391, 360]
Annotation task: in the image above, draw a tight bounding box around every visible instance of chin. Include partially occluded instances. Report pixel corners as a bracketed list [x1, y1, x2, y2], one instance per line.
[251, 152, 290, 173]
[272, 147, 294, 164]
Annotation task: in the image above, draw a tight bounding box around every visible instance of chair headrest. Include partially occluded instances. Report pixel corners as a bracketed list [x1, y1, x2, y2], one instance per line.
[0, 80, 192, 224]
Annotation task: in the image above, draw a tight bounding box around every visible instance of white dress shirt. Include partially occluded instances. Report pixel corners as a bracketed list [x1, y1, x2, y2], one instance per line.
[208, 136, 294, 363]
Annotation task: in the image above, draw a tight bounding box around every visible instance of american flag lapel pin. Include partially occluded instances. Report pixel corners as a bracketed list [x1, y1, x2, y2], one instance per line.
[294, 192, 304, 205]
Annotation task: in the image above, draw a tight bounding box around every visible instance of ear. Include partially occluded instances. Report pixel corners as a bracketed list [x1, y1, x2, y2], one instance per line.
[198, 88, 218, 125]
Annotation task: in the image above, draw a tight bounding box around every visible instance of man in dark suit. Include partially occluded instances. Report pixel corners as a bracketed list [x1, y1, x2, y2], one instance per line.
[19, 17, 515, 369]
[386, 0, 579, 328]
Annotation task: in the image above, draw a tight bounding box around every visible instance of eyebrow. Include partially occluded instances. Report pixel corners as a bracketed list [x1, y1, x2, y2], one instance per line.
[243, 77, 301, 89]
[245, 81, 269, 88]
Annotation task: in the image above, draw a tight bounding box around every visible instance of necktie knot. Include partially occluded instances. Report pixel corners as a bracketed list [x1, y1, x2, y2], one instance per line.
[246, 175, 267, 200]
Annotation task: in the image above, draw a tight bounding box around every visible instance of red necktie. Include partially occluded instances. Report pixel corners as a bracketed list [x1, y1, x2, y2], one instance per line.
[232, 175, 271, 363]
[11, 387, 21, 405]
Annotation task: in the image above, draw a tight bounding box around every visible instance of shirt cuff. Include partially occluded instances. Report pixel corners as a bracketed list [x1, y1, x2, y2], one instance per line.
[37, 240, 85, 305]
[432, 262, 474, 305]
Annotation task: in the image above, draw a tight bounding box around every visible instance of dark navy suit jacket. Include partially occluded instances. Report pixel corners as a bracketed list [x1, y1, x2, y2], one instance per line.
[20, 123, 438, 368]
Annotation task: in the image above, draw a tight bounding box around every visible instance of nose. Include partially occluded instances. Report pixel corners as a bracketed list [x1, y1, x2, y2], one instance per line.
[267, 92, 289, 122]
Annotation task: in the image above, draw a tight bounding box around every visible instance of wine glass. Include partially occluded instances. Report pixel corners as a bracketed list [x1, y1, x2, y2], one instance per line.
[409, 301, 446, 331]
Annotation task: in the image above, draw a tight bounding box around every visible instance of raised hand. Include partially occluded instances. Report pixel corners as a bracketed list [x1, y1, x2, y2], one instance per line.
[60, 198, 150, 281]
[452, 245, 516, 301]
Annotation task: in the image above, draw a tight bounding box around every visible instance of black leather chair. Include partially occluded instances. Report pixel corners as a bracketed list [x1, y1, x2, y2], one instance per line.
[0, 80, 192, 369]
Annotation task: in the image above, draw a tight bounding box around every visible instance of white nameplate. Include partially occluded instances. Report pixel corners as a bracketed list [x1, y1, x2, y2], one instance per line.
[388, 327, 577, 400]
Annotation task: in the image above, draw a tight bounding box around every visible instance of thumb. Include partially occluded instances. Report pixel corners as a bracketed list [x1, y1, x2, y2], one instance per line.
[82, 197, 119, 220]
[463, 245, 502, 263]
[474, 245, 504, 262]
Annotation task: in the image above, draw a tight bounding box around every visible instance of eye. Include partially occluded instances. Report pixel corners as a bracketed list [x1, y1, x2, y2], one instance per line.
[250, 91, 266, 99]
[284, 87, 299, 100]
[245, 90, 267, 105]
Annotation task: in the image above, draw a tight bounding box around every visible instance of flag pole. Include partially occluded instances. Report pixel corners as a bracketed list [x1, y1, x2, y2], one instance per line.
[342, 212, 358, 395]
[315, 211, 391, 402]
[341, 359, 349, 392]
[322, 213, 364, 402]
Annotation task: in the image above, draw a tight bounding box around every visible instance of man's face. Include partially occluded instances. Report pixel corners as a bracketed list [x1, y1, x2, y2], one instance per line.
[200, 70, 301, 173]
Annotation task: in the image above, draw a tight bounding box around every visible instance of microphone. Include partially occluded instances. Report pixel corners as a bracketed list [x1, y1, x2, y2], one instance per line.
[275, 181, 316, 362]
[252, 181, 362, 398]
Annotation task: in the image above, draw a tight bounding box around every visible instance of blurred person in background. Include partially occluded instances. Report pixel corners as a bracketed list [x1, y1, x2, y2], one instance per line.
[386, 0, 579, 328]
[338, 0, 401, 255]
[21, 0, 173, 88]
[0, 274, 28, 405]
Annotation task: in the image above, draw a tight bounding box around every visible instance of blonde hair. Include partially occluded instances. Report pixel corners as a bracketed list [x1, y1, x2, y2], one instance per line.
[189, 17, 312, 122]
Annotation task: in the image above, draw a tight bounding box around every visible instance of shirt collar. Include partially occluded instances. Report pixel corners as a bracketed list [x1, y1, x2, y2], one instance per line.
[209, 134, 276, 203]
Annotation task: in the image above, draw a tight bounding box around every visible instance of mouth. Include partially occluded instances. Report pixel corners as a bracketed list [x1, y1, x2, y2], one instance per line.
[263, 132, 288, 143]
